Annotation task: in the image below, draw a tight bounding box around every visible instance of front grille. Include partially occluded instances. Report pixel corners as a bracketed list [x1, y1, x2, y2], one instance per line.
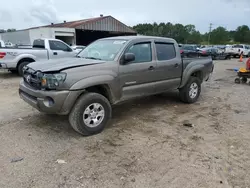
[23, 68, 42, 90]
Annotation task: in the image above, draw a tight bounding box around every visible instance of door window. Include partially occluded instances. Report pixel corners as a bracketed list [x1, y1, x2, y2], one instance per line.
[49, 40, 71, 51]
[233, 45, 243, 48]
[126, 42, 152, 63]
[155, 43, 176, 61]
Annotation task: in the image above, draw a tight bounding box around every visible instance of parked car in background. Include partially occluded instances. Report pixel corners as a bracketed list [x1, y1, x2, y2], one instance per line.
[199, 47, 231, 60]
[72, 45, 86, 53]
[225, 44, 250, 57]
[19, 36, 214, 136]
[179, 44, 201, 58]
[0, 38, 77, 75]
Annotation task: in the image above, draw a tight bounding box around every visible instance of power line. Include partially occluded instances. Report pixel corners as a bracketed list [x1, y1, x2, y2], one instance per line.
[208, 23, 213, 45]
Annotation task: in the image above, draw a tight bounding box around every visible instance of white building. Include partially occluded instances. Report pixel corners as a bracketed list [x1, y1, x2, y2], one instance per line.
[0, 15, 137, 46]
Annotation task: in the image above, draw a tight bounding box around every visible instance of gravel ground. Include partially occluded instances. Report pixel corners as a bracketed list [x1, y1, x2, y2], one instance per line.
[0, 59, 250, 188]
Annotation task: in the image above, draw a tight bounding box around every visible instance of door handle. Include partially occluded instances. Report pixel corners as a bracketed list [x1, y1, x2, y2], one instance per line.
[148, 66, 155, 70]
[53, 52, 58, 55]
[174, 63, 179, 68]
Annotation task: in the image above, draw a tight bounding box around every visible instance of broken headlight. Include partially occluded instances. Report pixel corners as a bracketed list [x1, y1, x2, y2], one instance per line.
[40, 73, 67, 89]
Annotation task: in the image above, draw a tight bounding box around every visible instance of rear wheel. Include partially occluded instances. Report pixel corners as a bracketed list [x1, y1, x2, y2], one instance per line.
[235, 78, 241, 84]
[241, 77, 247, 83]
[179, 77, 201, 103]
[69, 92, 112, 136]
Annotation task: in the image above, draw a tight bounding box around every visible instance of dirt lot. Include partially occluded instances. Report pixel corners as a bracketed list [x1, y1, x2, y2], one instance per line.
[0, 59, 250, 188]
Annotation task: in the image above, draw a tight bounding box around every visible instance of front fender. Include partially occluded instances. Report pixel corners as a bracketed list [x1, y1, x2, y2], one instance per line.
[180, 64, 204, 88]
[69, 75, 120, 102]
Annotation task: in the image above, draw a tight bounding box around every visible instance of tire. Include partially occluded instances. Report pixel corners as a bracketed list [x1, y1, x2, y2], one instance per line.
[69, 92, 112, 136]
[241, 77, 247, 83]
[17, 61, 30, 76]
[235, 78, 241, 84]
[179, 77, 201, 104]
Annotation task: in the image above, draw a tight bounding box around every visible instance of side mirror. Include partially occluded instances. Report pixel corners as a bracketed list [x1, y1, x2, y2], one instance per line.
[124, 53, 135, 63]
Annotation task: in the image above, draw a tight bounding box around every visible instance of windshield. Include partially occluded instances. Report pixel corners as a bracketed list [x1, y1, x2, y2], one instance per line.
[182, 45, 195, 50]
[78, 39, 128, 61]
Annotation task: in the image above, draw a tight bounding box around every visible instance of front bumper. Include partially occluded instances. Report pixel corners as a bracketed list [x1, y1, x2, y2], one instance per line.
[19, 80, 82, 115]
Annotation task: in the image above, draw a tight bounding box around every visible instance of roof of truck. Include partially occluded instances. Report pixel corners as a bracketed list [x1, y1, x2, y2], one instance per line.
[101, 35, 176, 42]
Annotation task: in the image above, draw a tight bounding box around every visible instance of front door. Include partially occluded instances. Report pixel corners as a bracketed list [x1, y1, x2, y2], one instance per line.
[48, 40, 75, 59]
[119, 41, 157, 101]
[153, 42, 182, 93]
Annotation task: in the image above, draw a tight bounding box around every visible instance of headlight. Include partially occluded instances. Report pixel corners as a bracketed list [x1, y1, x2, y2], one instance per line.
[40, 73, 67, 89]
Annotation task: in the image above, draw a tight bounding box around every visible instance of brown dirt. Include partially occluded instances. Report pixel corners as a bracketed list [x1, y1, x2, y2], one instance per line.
[0, 59, 250, 188]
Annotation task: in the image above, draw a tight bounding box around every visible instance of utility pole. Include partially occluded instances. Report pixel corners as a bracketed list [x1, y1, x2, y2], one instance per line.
[208, 23, 212, 45]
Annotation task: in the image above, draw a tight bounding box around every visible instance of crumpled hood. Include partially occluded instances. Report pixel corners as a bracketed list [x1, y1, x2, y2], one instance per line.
[27, 57, 105, 72]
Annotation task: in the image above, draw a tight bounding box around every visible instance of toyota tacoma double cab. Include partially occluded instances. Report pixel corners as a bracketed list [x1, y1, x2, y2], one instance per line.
[19, 36, 214, 136]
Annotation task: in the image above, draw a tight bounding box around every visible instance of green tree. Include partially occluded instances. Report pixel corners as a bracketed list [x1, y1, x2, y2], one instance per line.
[210, 27, 229, 44]
[132, 22, 250, 44]
[7, 28, 16, 32]
[234, 25, 250, 43]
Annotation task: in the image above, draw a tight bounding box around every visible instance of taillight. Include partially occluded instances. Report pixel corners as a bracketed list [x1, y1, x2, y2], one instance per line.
[0, 52, 6, 58]
[202, 51, 206, 54]
[180, 50, 184, 54]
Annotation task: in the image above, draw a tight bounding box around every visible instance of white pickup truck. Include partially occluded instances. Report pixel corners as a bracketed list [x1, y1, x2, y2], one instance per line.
[225, 44, 250, 57]
[0, 38, 77, 75]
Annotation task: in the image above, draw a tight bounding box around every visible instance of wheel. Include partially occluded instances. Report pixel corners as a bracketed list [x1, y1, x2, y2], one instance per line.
[235, 78, 241, 84]
[241, 77, 247, 83]
[17, 61, 31, 76]
[69, 92, 112, 136]
[179, 77, 201, 104]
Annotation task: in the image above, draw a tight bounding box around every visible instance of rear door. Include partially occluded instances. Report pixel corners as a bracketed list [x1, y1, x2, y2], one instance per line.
[48, 40, 75, 59]
[154, 41, 182, 93]
[119, 40, 158, 100]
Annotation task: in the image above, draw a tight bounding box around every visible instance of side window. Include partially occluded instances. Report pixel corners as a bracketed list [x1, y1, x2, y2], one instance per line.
[155, 43, 176, 61]
[126, 42, 152, 63]
[33, 40, 45, 49]
[233, 45, 243, 48]
[49, 40, 71, 51]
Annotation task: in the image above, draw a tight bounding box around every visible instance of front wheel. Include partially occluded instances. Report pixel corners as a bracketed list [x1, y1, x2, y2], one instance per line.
[179, 77, 201, 103]
[69, 92, 112, 136]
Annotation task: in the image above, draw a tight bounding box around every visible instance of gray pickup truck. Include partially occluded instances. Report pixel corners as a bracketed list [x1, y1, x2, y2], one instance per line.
[19, 36, 214, 136]
[0, 38, 76, 75]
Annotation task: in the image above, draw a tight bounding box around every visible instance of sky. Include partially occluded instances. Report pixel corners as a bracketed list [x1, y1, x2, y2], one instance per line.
[0, 0, 249, 33]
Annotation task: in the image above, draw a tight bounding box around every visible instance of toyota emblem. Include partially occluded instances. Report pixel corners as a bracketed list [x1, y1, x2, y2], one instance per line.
[26, 75, 31, 83]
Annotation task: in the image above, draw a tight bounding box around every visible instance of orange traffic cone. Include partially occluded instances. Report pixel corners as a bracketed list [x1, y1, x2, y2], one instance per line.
[239, 54, 243, 62]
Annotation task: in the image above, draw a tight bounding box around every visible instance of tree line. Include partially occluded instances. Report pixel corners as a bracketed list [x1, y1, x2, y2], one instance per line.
[132, 22, 250, 45]
[0, 29, 16, 33]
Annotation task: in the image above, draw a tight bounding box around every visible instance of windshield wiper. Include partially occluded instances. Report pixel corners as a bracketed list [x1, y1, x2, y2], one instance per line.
[83, 56, 102, 60]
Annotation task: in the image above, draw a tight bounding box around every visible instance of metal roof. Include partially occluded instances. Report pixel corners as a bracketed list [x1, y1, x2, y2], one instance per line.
[38, 16, 136, 34]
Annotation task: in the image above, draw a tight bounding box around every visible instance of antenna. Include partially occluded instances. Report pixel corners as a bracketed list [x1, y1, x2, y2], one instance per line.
[208, 23, 213, 45]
